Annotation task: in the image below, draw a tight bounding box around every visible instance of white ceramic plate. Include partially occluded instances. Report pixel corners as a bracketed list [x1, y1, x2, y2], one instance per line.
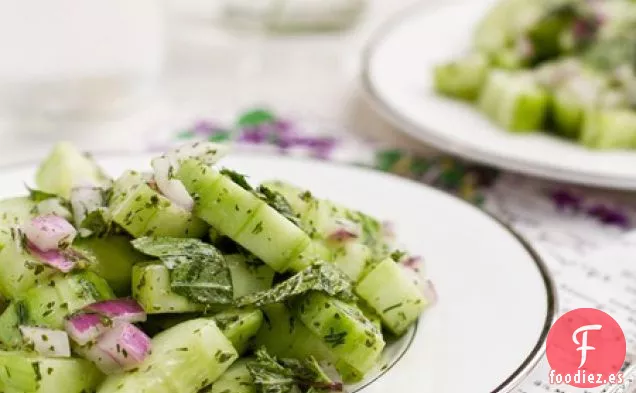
[0, 152, 556, 392]
[362, 0, 636, 190]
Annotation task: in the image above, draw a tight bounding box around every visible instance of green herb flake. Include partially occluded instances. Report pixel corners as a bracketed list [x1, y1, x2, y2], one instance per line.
[235, 262, 355, 308]
[132, 237, 233, 305]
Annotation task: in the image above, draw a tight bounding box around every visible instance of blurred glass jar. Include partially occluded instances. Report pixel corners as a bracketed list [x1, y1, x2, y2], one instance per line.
[0, 0, 164, 125]
[222, 0, 367, 32]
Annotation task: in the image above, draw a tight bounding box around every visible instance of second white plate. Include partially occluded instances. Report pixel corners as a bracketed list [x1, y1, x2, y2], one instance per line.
[362, 0, 636, 190]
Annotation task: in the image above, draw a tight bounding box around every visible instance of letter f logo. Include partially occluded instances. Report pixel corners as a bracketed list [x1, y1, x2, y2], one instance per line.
[572, 324, 602, 368]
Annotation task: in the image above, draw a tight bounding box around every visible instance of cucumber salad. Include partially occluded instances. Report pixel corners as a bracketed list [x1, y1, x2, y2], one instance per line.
[0, 142, 435, 393]
[434, 0, 636, 149]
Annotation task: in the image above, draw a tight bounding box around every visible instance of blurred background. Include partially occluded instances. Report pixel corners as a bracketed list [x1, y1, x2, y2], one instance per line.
[0, 0, 428, 165]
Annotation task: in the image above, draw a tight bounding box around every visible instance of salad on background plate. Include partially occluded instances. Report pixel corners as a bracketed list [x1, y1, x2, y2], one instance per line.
[0, 142, 433, 393]
[434, 0, 636, 149]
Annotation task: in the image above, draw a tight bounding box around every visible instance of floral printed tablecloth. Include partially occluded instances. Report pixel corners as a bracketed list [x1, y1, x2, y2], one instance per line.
[148, 107, 636, 393]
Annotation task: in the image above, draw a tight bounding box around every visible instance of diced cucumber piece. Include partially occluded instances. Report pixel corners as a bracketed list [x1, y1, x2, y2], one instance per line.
[141, 313, 200, 337]
[178, 165, 261, 239]
[356, 258, 428, 336]
[97, 318, 238, 393]
[262, 180, 387, 252]
[525, 4, 577, 62]
[210, 359, 255, 393]
[473, 0, 544, 54]
[580, 109, 636, 149]
[176, 160, 312, 273]
[0, 303, 27, 350]
[552, 88, 585, 138]
[74, 236, 147, 296]
[330, 242, 373, 282]
[491, 47, 527, 70]
[478, 70, 550, 131]
[110, 170, 207, 239]
[0, 197, 36, 227]
[253, 304, 362, 382]
[252, 304, 297, 357]
[0, 351, 104, 393]
[434, 53, 490, 101]
[132, 262, 204, 314]
[226, 254, 275, 299]
[293, 293, 385, 375]
[235, 203, 311, 272]
[214, 308, 263, 354]
[35, 142, 111, 199]
[0, 228, 57, 299]
[22, 271, 115, 329]
[288, 241, 332, 272]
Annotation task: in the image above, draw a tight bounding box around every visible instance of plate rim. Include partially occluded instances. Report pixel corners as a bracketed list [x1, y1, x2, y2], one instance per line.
[0, 150, 559, 392]
[360, 0, 636, 191]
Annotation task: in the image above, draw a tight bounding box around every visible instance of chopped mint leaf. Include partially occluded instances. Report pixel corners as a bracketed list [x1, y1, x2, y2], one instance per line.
[79, 208, 111, 238]
[26, 186, 59, 203]
[220, 168, 253, 191]
[389, 250, 407, 262]
[132, 237, 233, 305]
[247, 347, 344, 393]
[235, 262, 355, 308]
[256, 186, 301, 227]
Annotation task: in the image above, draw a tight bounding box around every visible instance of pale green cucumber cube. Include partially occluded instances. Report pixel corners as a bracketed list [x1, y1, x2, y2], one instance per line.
[552, 88, 584, 138]
[235, 203, 311, 273]
[23, 271, 114, 329]
[0, 352, 104, 393]
[331, 242, 372, 282]
[226, 254, 275, 299]
[97, 318, 238, 393]
[581, 109, 636, 149]
[35, 142, 110, 199]
[210, 359, 255, 393]
[0, 304, 25, 350]
[110, 180, 206, 239]
[356, 258, 428, 336]
[132, 262, 203, 314]
[294, 293, 385, 374]
[0, 228, 56, 299]
[214, 308, 263, 354]
[0, 197, 37, 227]
[479, 70, 549, 131]
[253, 303, 362, 382]
[75, 235, 147, 297]
[434, 53, 490, 101]
[288, 241, 332, 272]
[177, 161, 261, 238]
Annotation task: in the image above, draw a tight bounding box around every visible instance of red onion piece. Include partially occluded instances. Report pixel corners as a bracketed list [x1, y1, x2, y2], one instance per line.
[96, 322, 151, 371]
[327, 229, 358, 242]
[19, 326, 71, 358]
[327, 219, 360, 242]
[65, 313, 110, 346]
[401, 256, 423, 273]
[22, 215, 77, 251]
[84, 298, 146, 324]
[76, 342, 122, 375]
[27, 244, 76, 273]
[422, 279, 438, 306]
